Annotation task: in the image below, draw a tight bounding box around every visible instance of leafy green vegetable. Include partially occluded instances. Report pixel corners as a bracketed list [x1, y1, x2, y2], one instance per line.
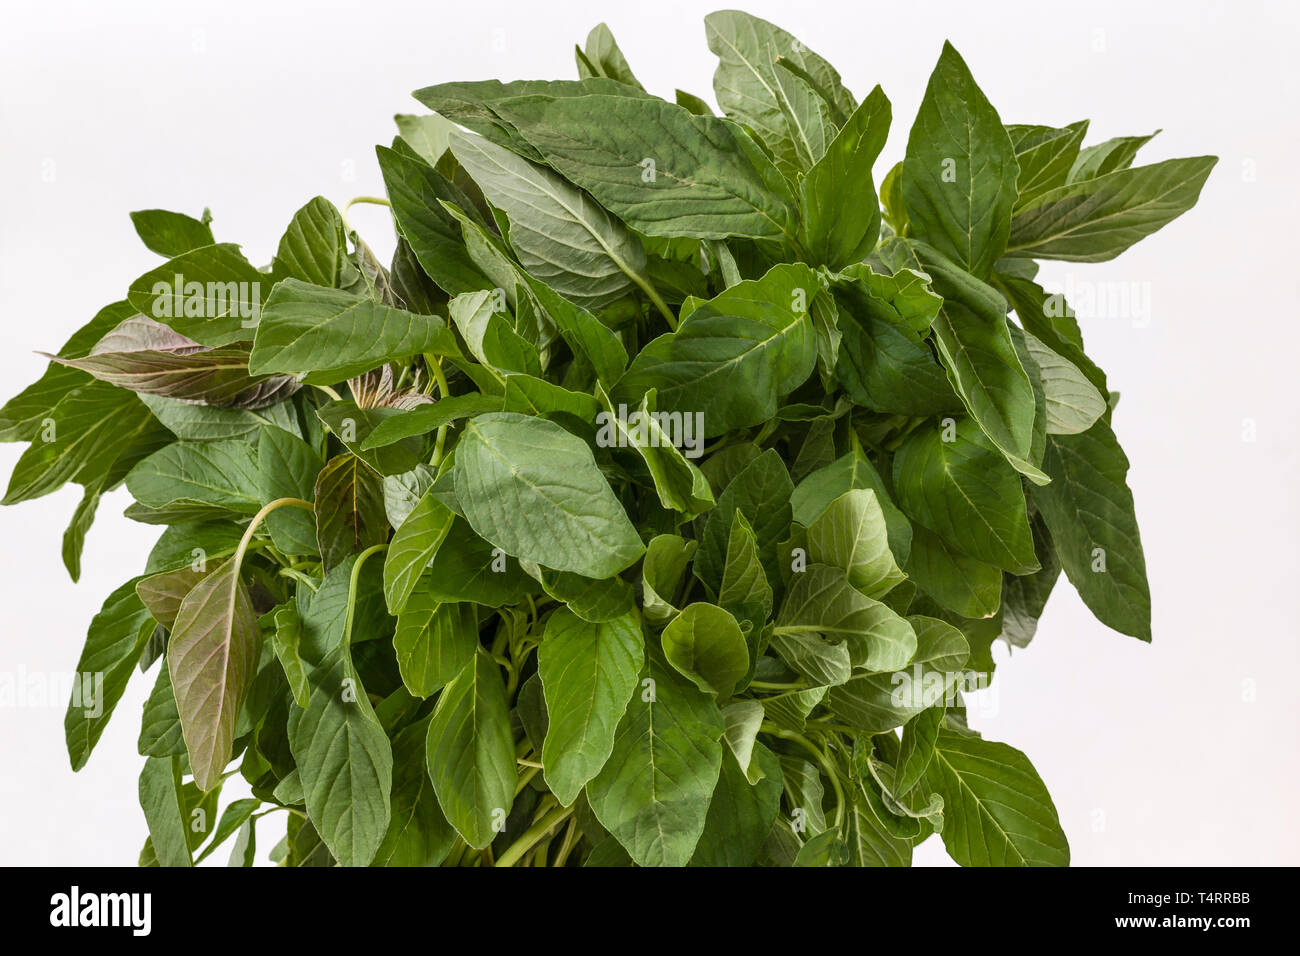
[0, 10, 1212, 867]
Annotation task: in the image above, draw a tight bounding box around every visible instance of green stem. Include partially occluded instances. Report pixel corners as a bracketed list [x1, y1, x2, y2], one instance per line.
[750, 679, 808, 692]
[343, 543, 387, 649]
[426, 355, 451, 467]
[514, 764, 541, 795]
[278, 567, 320, 592]
[314, 384, 343, 402]
[762, 722, 847, 830]
[233, 498, 314, 577]
[494, 805, 574, 867]
[551, 817, 580, 867]
[631, 274, 677, 330]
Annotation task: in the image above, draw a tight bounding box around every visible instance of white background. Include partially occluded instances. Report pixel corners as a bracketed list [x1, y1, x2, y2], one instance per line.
[1, 0, 1296, 866]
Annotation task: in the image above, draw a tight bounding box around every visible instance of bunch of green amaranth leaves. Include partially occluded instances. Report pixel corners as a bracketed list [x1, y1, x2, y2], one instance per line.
[0, 11, 1214, 867]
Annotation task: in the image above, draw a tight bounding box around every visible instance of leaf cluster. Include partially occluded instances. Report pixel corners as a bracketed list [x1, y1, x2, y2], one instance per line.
[0, 11, 1213, 867]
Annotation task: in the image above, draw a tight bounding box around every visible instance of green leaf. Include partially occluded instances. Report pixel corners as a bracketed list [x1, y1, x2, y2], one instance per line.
[828, 616, 968, 732]
[791, 448, 912, 565]
[1020, 330, 1106, 434]
[440, 200, 630, 389]
[376, 144, 494, 296]
[383, 487, 455, 614]
[1001, 512, 1060, 648]
[0, 300, 133, 443]
[538, 607, 644, 805]
[893, 418, 1038, 573]
[1031, 419, 1151, 640]
[925, 729, 1069, 866]
[138, 660, 185, 757]
[249, 279, 460, 384]
[1007, 156, 1217, 261]
[257, 426, 322, 557]
[615, 263, 819, 438]
[130, 208, 214, 258]
[521, 562, 635, 623]
[704, 9, 856, 176]
[661, 602, 749, 698]
[848, 790, 911, 866]
[833, 277, 957, 417]
[422, 517, 537, 606]
[168, 557, 261, 790]
[454, 413, 644, 578]
[449, 131, 652, 311]
[1008, 121, 1089, 209]
[806, 489, 906, 598]
[447, 291, 542, 379]
[394, 113, 458, 165]
[138, 393, 299, 442]
[696, 448, 793, 593]
[578, 23, 644, 89]
[691, 743, 783, 866]
[897, 704, 945, 795]
[271, 603, 311, 708]
[425, 648, 516, 849]
[799, 86, 890, 268]
[126, 243, 266, 347]
[374, 715, 456, 866]
[721, 698, 766, 783]
[272, 197, 357, 288]
[491, 94, 801, 241]
[2, 379, 167, 506]
[1068, 131, 1158, 182]
[998, 274, 1107, 396]
[902, 42, 1018, 277]
[904, 523, 1003, 619]
[138, 756, 193, 867]
[717, 510, 774, 636]
[194, 798, 260, 863]
[288, 648, 394, 866]
[897, 240, 1044, 482]
[597, 387, 713, 515]
[65, 579, 154, 769]
[61, 485, 101, 582]
[412, 77, 639, 159]
[586, 648, 725, 866]
[641, 534, 695, 626]
[775, 565, 916, 673]
[360, 393, 500, 450]
[394, 585, 478, 697]
[313, 453, 388, 573]
[126, 440, 263, 516]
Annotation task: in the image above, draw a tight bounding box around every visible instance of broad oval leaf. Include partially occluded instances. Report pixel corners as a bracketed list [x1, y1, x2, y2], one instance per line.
[924, 728, 1069, 866]
[168, 557, 261, 791]
[450, 131, 650, 311]
[490, 93, 801, 242]
[453, 413, 644, 578]
[585, 648, 725, 866]
[425, 648, 516, 849]
[288, 648, 394, 866]
[614, 263, 820, 439]
[314, 453, 388, 573]
[660, 602, 749, 698]
[538, 607, 644, 806]
[893, 418, 1038, 574]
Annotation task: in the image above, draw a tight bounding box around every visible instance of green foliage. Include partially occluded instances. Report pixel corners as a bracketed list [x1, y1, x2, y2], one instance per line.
[0, 11, 1212, 866]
